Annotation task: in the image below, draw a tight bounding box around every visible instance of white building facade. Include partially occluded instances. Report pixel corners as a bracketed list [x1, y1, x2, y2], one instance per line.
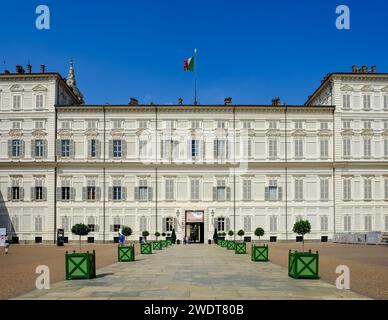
[0, 64, 387, 243]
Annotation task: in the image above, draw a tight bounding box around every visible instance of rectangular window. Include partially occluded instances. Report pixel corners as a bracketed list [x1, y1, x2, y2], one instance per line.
[243, 138, 252, 158]
[270, 216, 277, 232]
[35, 139, 45, 157]
[62, 216, 69, 231]
[321, 216, 328, 232]
[269, 121, 277, 129]
[161, 140, 178, 160]
[35, 216, 43, 232]
[242, 121, 252, 129]
[384, 140, 388, 157]
[344, 216, 351, 232]
[190, 179, 200, 200]
[61, 187, 70, 201]
[385, 179, 388, 200]
[36, 95, 43, 109]
[343, 120, 351, 129]
[113, 186, 122, 201]
[384, 96, 388, 110]
[12, 186, 20, 200]
[243, 216, 252, 232]
[12, 121, 22, 129]
[35, 186, 43, 200]
[363, 121, 372, 129]
[165, 217, 174, 232]
[268, 138, 277, 158]
[320, 140, 329, 158]
[191, 120, 201, 129]
[165, 120, 176, 129]
[87, 120, 97, 129]
[139, 140, 147, 158]
[364, 179, 372, 200]
[140, 216, 147, 232]
[138, 180, 148, 201]
[90, 139, 97, 158]
[217, 217, 225, 232]
[138, 120, 147, 129]
[165, 179, 174, 201]
[343, 138, 351, 157]
[294, 139, 303, 158]
[343, 179, 351, 201]
[87, 186, 96, 201]
[217, 121, 226, 129]
[363, 95, 371, 110]
[320, 122, 329, 130]
[364, 216, 372, 231]
[320, 179, 329, 201]
[217, 180, 226, 201]
[12, 139, 21, 157]
[61, 139, 70, 157]
[294, 179, 303, 201]
[363, 139, 371, 157]
[242, 179, 252, 201]
[13, 95, 21, 110]
[214, 139, 227, 160]
[294, 121, 303, 129]
[35, 120, 45, 129]
[61, 121, 70, 129]
[112, 120, 122, 129]
[191, 140, 200, 158]
[113, 140, 122, 158]
[343, 95, 350, 109]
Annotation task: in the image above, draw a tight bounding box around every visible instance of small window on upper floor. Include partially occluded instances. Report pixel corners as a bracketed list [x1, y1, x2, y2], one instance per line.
[384, 96, 388, 111]
[12, 121, 22, 130]
[34, 120, 45, 129]
[294, 121, 303, 129]
[217, 121, 227, 129]
[87, 120, 97, 129]
[138, 120, 148, 129]
[13, 95, 21, 110]
[61, 121, 71, 130]
[112, 120, 123, 129]
[320, 122, 329, 130]
[242, 121, 252, 129]
[191, 120, 201, 129]
[269, 121, 277, 129]
[165, 120, 176, 129]
[343, 94, 351, 110]
[363, 95, 371, 110]
[363, 121, 372, 130]
[343, 120, 351, 129]
[36, 94, 44, 110]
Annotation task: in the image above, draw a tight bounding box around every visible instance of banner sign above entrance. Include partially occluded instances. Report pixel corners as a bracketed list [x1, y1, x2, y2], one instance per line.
[186, 211, 204, 223]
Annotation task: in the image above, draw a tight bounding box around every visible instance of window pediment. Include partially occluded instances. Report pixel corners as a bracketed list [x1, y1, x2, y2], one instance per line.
[9, 129, 23, 137]
[381, 85, 388, 92]
[85, 129, 99, 137]
[10, 85, 24, 92]
[32, 85, 48, 92]
[110, 129, 124, 137]
[58, 129, 73, 137]
[361, 128, 374, 136]
[341, 129, 354, 136]
[291, 129, 306, 137]
[266, 129, 281, 137]
[318, 129, 332, 137]
[361, 85, 374, 92]
[32, 129, 47, 137]
[340, 85, 354, 92]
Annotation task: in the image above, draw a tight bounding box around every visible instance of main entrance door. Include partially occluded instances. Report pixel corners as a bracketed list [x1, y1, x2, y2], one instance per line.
[185, 210, 204, 243]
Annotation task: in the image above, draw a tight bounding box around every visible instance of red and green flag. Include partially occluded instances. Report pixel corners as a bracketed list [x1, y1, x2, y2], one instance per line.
[183, 55, 195, 71]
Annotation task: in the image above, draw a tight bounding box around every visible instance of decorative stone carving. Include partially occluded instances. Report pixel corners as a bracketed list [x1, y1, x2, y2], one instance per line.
[9, 129, 23, 137]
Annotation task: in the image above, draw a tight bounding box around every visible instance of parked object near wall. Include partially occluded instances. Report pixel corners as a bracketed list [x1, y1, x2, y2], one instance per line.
[333, 232, 385, 244]
[65, 250, 96, 280]
[118, 245, 135, 262]
[251, 244, 269, 262]
[288, 249, 319, 279]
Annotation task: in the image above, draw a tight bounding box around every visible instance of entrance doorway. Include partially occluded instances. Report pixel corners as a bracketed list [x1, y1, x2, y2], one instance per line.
[185, 210, 204, 243]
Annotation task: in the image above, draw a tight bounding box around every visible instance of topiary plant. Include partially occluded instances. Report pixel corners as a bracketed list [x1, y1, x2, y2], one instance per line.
[121, 226, 132, 244]
[293, 220, 311, 252]
[255, 227, 264, 241]
[237, 229, 245, 241]
[228, 230, 234, 239]
[162, 232, 166, 238]
[142, 230, 150, 242]
[222, 232, 226, 237]
[71, 223, 90, 251]
[154, 231, 160, 240]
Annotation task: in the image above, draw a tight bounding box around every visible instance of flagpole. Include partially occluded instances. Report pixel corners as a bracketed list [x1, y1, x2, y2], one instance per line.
[194, 48, 198, 105]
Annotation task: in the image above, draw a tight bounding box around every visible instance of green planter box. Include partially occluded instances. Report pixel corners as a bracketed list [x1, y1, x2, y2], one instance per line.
[288, 250, 320, 279]
[161, 240, 168, 248]
[65, 250, 96, 280]
[220, 240, 228, 248]
[140, 242, 152, 254]
[227, 240, 236, 250]
[166, 239, 172, 246]
[118, 245, 135, 262]
[251, 244, 269, 262]
[235, 242, 246, 254]
[153, 241, 162, 250]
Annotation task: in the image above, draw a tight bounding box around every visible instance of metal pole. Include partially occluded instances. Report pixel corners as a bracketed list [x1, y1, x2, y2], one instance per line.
[194, 48, 198, 105]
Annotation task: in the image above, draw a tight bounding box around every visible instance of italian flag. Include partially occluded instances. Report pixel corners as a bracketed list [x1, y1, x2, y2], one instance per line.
[183, 55, 195, 71]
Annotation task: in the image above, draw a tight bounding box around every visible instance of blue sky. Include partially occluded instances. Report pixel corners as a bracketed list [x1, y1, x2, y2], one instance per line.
[1, 0, 387, 105]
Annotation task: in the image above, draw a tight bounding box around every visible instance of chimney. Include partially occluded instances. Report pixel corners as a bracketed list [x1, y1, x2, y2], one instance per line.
[129, 97, 139, 105]
[16, 65, 25, 74]
[272, 97, 281, 106]
[371, 65, 377, 73]
[27, 64, 32, 73]
[352, 65, 358, 73]
[40, 64, 45, 73]
[224, 97, 232, 105]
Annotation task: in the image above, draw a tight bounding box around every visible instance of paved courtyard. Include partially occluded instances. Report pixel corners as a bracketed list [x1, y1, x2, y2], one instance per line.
[15, 244, 367, 300]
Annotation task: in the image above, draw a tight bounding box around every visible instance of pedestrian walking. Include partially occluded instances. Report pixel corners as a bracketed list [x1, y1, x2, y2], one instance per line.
[4, 235, 10, 254]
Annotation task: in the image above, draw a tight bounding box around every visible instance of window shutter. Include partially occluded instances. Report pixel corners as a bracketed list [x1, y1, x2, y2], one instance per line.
[42, 187, 47, 201]
[174, 141, 179, 159]
[226, 140, 230, 160]
[87, 140, 91, 158]
[31, 187, 35, 201]
[213, 140, 217, 159]
[20, 187, 24, 201]
[160, 140, 164, 159]
[265, 187, 269, 201]
[110, 225, 114, 232]
[56, 187, 62, 201]
[31, 140, 35, 158]
[278, 187, 283, 201]
[70, 140, 75, 158]
[56, 140, 61, 158]
[148, 187, 153, 201]
[225, 217, 230, 231]
[188, 139, 191, 159]
[70, 187, 76, 201]
[96, 140, 101, 159]
[82, 187, 87, 201]
[213, 187, 217, 201]
[122, 187, 127, 201]
[96, 187, 101, 201]
[8, 140, 12, 158]
[7, 187, 12, 201]
[162, 218, 166, 232]
[108, 187, 113, 201]
[121, 140, 127, 159]
[43, 140, 48, 158]
[226, 187, 231, 201]
[134, 187, 139, 200]
[21, 140, 25, 158]
[109, 140, 113, 158]
[201, 140, 205, 161]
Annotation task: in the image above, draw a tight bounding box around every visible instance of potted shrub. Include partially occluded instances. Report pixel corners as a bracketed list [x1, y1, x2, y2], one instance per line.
[141, 231, 152, 254]
[213, 228, 218, 244]
[288, 220, 319, 279]
[118, 226, 135, 262]
[65, 224, 96, 280]
[235, 229, 246, 254]
[251, 227, 268, 262]
[153, 232, 162, 250]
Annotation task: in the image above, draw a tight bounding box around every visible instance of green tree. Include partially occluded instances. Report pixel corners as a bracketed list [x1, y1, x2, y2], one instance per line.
[154, 231, 160, 240]
[142, 231, 150, 242]
[237, 229, 245, 241]
[293, 220, 311, 252]
[71, 223, 90, 251]
[121, 226, 132, 244]
[171, 229, 176, 244]
[254, 227, 264, 241]
[162, 232, 166, 239]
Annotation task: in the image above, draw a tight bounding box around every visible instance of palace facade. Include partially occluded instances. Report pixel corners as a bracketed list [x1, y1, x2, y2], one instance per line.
[0, 63, 387, 243]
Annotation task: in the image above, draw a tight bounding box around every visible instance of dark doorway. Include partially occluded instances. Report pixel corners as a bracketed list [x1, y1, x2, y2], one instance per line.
[185, 210, 204, 243]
